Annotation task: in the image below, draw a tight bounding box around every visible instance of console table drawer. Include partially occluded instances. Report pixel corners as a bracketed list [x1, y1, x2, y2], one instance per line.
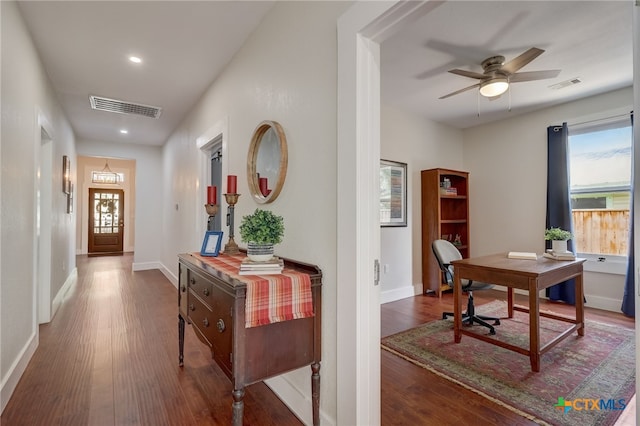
[188, 270, 214, 307]
[187, 294, 213, 347]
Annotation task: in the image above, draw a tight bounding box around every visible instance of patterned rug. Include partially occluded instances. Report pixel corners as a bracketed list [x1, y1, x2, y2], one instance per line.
[381, 300, 635, 426]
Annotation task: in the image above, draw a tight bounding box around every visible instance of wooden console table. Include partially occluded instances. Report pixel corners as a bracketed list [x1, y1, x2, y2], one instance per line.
[178, 252, 322, 426]
[451, 253, 585, 372]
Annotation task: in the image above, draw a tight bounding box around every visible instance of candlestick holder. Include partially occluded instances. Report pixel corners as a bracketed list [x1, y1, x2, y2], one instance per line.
[224, 193, 241, 254]
[204, 203, 219, 231]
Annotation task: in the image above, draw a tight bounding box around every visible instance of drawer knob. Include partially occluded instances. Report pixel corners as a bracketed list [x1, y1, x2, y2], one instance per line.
[203, 288, 210, 296]
[189, 304, 195, 311]
[189, 278, 196, 285]
[216, 319, 225, 333]
[203, 318, 210, 327]
[181, 285, 186, 293]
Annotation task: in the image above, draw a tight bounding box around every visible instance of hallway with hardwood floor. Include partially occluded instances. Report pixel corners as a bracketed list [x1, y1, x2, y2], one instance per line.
[1, 254, 302, 426]
[1, 254, 635, 425]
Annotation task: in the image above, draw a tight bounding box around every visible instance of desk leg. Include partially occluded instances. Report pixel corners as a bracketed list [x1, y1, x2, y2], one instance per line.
[454, 272, 462, 343]
[232, 388, 245, 426]
[311, 362, 321, 426]
[178, 314, 185, 367]
[507, 288, 514, 318]
[576, 273, 585, 336]
[529, 280, 541, 372]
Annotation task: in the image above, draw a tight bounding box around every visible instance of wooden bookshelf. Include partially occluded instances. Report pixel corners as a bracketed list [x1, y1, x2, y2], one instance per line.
[421, 168, 470, 297]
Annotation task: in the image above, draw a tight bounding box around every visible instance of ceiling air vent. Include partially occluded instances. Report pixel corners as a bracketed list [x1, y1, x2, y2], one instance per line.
[549, 78, 582, 90]
[89, 95, 162, 119]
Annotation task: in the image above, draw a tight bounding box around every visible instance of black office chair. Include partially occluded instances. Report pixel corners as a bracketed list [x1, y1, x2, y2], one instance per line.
[432, 239, 500, 335]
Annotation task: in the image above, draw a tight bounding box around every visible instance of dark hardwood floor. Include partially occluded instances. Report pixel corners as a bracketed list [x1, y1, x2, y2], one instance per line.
[1, 254, 634, 425]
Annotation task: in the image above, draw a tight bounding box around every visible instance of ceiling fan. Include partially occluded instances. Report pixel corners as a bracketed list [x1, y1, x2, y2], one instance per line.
[439, 47, 560, 100]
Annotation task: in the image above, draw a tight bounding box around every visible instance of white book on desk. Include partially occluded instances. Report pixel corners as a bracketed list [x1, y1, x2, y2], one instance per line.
[507, 251, 538, 260]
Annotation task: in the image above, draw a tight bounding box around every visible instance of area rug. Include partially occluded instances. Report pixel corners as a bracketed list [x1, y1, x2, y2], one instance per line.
[381, 300, 635, 426]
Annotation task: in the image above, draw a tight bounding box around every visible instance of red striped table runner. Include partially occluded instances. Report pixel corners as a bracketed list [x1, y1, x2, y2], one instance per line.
[192, 252, 314, 328]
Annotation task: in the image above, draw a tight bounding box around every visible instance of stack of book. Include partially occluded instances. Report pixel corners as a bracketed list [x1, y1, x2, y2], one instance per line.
[543, 249, 576, 261]
[239, 257, 284, 275]
[440, 187, 458, 196]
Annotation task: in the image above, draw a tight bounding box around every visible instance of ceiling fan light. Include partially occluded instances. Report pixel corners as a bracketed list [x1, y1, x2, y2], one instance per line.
[479, 78, 509, 97]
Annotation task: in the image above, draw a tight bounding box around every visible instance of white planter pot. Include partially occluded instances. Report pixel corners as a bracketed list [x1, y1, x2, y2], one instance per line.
[247, 242, 274, 262]
[552, 240, 568, 253]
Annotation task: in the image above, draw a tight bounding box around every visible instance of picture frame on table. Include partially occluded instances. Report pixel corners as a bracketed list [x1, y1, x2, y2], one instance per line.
[201, 231, 223, 257]
[380, 159, 407, 227]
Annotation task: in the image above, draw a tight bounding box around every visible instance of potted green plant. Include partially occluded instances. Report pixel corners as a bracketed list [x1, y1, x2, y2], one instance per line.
[239, 208, 284, 261]
[544, 227, 573, 253]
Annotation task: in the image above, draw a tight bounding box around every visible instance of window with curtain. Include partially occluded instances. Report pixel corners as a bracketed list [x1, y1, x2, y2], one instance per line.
[568, 117, 632, 258]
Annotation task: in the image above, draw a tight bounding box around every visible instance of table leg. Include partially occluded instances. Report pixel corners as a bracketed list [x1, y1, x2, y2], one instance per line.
[507, 287, 514, 318]
[311, 362, 321, 426]
[232, 388, 245, 426]
[178, 314, 185, 367]
[454, 272, 462, 343]
[576, 273, 585, 336]
[529, 280, 541, 372]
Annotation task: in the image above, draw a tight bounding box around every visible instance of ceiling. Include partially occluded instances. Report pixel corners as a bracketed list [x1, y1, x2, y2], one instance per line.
[17, 1, 274, 147]
[381, 1, 634, 129]
[16, 1, 634, 148]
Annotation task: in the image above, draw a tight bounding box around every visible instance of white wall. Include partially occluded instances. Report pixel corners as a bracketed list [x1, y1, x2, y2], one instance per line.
[76, 140, 163, 270]
[1, 0, 77, 411]
[159, 2, 350, 424]
[380, 104, 463, 302]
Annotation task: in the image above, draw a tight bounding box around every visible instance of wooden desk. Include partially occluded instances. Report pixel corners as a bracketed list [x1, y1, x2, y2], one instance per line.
[451, 253, 585, 372]
[178, 253, 322, 426]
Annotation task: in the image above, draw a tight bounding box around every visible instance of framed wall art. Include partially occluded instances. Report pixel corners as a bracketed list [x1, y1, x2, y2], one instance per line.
[380, 159, 407, 227]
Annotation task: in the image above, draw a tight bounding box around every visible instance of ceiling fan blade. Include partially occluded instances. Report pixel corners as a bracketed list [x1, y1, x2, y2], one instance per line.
[439, 83, 481, 99]
[509, 69, 561, 82]
[501, 47, 545, 74]
[448, 69, 487, 80]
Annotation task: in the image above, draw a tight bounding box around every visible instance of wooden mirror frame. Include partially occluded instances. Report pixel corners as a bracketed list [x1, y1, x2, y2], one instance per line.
[246, 120, 288, 204]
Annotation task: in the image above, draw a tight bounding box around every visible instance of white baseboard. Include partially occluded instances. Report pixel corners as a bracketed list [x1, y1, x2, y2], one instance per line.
[583, 294, 623, 312]
[158, 262, 178, 288]
[132, 261, 161, 272]
[130, 261, 178, 289]
[265, 374, 334, 426]
[51, 268, 77, 321]
[1, 331, 38, 414]
[380, 283, 422, 304]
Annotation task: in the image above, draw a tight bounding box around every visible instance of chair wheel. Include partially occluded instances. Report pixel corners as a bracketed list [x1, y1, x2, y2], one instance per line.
[489, 329, 496, 335]
[494, 320, 500, 325]
[442, 313, 448, 320]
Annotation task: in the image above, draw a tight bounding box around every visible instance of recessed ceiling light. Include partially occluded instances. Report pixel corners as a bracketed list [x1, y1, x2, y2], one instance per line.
[129, 56, 142, 64]
[120, 129, 128, 134]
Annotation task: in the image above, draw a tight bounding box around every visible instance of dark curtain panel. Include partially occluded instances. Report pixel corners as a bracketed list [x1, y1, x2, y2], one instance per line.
[622, 112, 635, 317]
[546, 123, 577, 304]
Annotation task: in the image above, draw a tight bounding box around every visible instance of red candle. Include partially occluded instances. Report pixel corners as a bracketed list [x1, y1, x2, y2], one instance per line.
[207, 186, 217, 204]
[259, 177, 268, 196]
[227, 175, 237, 194]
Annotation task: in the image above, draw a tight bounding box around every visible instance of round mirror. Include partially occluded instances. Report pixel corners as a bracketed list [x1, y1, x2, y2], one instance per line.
[247, 120, 288, 204]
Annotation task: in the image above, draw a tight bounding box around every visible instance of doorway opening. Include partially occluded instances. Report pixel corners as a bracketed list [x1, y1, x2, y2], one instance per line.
[37, 126, 53, 324]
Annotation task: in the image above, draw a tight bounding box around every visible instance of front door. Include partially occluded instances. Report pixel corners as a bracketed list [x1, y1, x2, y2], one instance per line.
[88, 188, 124, 255]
